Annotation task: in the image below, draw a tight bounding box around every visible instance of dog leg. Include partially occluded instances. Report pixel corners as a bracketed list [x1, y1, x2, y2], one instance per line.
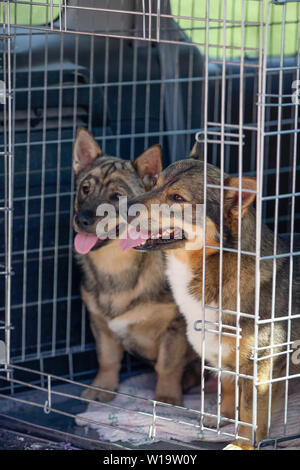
[108, 303, 183, 404]
[203, 377, 235, 428]
[154, 328, 188, 406]
[223, 378, 256, 450]
[223, 368, 284, 450]
[182, 358, 201, 391]
[82, 314, 124, 402]
[221, 378, 236, 419]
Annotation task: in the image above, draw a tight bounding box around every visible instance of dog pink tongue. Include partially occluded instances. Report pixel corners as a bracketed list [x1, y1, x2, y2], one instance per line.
[120, 229, 148, 251]
[74, 233, 99, 254]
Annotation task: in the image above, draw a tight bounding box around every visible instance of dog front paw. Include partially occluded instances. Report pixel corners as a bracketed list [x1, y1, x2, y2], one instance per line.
[200, 415, 228, 429]
[81, 384, 118, 402]
[201, 415, 218, 428]
[81, 370, 119, 403]
[155, 394, 183, 406]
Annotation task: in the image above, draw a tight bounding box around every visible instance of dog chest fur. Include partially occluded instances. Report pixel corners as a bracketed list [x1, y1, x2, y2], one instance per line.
[108, 315, 137, 339]
[165, 253, 223, 366]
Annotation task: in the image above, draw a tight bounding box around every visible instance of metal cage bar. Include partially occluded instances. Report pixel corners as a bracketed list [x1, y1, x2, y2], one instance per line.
[0, 0, 299, 450]
[1, 0, 14, 379]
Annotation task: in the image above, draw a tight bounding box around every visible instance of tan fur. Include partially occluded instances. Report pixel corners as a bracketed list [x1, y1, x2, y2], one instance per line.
[88, 239, 138, 275]
[125, 155, 300, 449]
[73, 129, 200, 405]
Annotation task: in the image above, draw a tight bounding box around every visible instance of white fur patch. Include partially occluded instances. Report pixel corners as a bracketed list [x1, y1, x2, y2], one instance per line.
[108, 313, 144, 340]
[108, 317, 130, 339]
[166, 254, 230, 366]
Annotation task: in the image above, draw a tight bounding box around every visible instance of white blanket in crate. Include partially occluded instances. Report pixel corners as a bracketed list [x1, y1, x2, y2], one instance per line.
[75, 372, 300, 448]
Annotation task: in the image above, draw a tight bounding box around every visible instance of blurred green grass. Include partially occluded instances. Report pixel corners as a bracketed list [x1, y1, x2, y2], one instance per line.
[0, 0, 60, 26]
[170, 0, 299, 58]
[1, 1, 299, 58]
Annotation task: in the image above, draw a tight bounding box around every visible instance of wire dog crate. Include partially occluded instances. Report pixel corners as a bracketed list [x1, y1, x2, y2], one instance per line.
[0, 0, 300, 450]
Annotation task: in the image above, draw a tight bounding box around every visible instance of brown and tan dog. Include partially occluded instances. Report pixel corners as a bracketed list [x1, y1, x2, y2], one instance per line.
[72, 128, 199, 405]
[120, 143, 300, 449]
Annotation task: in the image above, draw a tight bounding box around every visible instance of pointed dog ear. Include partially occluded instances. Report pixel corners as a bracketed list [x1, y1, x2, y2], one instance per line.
[135, 145, 162, 189]
[189, 140, 203, 160]
[73, 127, 103, 175]
[224, 177, 256, 220]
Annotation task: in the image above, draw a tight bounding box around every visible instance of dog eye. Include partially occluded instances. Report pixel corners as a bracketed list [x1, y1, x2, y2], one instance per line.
[82, 183, 90, 195]
[151, 176, 158, 188]
[169, 194, 186, 203]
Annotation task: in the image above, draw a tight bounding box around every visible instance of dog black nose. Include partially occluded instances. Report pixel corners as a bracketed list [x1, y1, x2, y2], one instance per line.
[75, 211, 96, 228]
